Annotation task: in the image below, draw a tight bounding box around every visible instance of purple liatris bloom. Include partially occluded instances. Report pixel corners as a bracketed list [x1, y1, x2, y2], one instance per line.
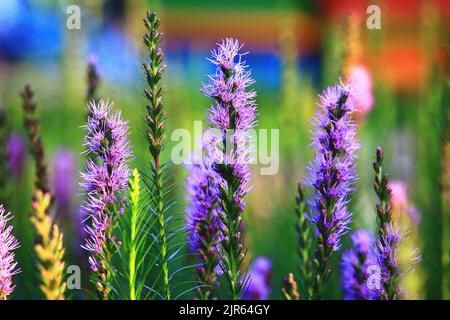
[0, 205, 20, 300]
[80, 99, 131, 299]
[52, 149, 77, 215]
[243, 257, 272, 300]
[201, 38, 257, 299]
[185, 159, 222, 299]
[341, 230, 378, 300]
[7, 132, 26, 181]
[306, 78, 360, 298]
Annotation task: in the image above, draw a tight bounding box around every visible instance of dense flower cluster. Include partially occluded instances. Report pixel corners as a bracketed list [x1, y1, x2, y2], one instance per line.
[81, 99, 131, 297]
[341, 230, 378, 299]
[0, 205, 20, 300]
[202, 38, 257, 210]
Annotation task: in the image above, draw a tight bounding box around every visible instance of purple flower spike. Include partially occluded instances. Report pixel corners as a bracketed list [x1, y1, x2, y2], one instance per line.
[80, 99, 131, 299]
[306, 78, 360, 298]
[341, 230, 378, 300]
[7, 132, 26, 181]
[201, 38, 258, 299]
[243, 256, 272, 300]
[0, 205, 20, 300]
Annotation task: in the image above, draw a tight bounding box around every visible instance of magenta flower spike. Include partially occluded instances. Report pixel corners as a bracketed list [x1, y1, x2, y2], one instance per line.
[80, 99, 131, 299]
[201, 38, 257, 299]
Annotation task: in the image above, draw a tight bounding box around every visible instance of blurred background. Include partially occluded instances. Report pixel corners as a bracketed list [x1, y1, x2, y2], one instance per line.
[0, 0, 448, 299]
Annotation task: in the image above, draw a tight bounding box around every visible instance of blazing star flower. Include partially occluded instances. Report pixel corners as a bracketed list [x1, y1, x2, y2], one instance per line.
[306, 79, 359, 251]
[201, 38, 258, 299]
[7, 132, 26, 181]
[80, 99, 131, 298]
[373, 147, 421, 300]
[201, 38, 257, 214]
[348, 64, 374, 117]
[0, 205, 20, 300]
[341, 230, 378, 300]
[243, 257, 272, 300]
[306, 78, 360, 298]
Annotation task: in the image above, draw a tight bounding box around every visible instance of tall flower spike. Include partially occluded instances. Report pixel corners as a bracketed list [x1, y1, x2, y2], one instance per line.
[20, 84, 49, 194]
[81, 99, 131, 299]
[340, 230, 378, 300]
[372, 147, 421, 299]
[202, 38, 257, 299]
[0, 205, 20, 300]
[30, 191, 66, 300]
[306, 78, 360, 299]
[185, 161, 221, 300]
[142, 10, 172, 300]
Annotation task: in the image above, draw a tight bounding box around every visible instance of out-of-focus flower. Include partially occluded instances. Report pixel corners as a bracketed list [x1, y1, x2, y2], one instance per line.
[243, 257, 272, 300]
[86, 54, 101, 103]
[7, 132, 26, 181]
[52, 149, 77, 215]
[389, 180, 421, 229]
[389, 180, 408, 211]
[0, 204, 20, 300]
[348, 64, 374, 118]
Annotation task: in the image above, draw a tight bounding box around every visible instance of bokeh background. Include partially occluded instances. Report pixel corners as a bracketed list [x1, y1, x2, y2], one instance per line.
[0, 0, 449, 299]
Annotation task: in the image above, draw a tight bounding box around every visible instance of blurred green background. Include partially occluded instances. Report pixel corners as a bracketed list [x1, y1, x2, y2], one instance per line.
[0, 0, 448, 299]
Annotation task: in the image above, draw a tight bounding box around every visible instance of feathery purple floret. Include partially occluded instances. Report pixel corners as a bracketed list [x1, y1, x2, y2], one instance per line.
[341, 230, 378, 300]
[0, 205, 20, 300]
[306, 79, 360, 252]
[81, 99, 131, 273]
[243, 257, 272, 300]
